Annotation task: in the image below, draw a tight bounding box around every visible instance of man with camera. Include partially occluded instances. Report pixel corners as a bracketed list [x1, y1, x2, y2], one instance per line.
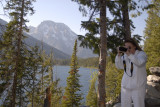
[115, 38, 147, 107]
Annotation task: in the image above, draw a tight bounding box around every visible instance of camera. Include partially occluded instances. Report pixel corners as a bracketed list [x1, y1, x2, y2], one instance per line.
[119, 47, 127, 52]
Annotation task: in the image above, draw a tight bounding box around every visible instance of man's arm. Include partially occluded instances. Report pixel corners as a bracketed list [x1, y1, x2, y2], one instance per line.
[128, 51, 147, 67]
[115, 55, 124, 69]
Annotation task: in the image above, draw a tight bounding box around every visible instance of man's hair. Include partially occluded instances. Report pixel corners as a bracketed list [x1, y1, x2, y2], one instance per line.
[124, 38, 142, 51]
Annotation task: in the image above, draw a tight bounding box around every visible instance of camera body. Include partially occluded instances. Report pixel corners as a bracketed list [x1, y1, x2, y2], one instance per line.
[119, 47, 128, 52]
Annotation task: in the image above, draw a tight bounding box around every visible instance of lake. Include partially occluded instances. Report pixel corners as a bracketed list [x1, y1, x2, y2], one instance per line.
[53, 65, 97, 103]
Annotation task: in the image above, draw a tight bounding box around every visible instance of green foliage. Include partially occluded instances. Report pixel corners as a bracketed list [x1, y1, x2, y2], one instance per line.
[62, 40, 83, 107]
[86, 71, 98, 107]
[36, 47, 60, 105]
[0, 0, 36, 106]
[84, 56, 123, 106]
[105, 58, 123, 104]
[50, 79, 63, 107]
[23, 46, 63, 107]
[42, 49, 63, 107]
[72, 0, 143, 57]
[25, 45, 42, 106]
[0, 1, 63, 105]
[0, 20, 63, 106]
[144, 0, 160, 72]
[5, 0, 35, 31]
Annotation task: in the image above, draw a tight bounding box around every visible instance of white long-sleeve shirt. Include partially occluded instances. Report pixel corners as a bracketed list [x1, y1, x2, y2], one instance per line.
[115, 50, 147, 89]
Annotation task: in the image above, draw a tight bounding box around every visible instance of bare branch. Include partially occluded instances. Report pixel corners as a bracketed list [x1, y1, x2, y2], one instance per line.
[0, 0, 9, 17]
[88, 3, 99, 22]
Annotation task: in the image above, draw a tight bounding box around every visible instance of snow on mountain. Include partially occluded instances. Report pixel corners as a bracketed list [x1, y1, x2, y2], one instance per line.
[28, 20, 97, 58]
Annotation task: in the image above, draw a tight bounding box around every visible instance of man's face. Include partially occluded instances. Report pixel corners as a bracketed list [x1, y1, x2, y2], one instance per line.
[125, 42, 136, 54]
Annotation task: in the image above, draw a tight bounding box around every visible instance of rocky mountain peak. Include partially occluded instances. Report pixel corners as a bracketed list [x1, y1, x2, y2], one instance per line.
[28, 20, 97, 58]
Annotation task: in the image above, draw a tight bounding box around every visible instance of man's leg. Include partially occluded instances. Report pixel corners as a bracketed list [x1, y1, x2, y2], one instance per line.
[121, 87, 132, 107]
[132, 85, 146, 107]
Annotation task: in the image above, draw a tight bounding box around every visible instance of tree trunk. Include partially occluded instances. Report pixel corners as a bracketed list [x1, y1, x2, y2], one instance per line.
[11, 71, 17, 107]
[44, 87, 51, 107]
[42, 67, 44, 98]
[19, 0, 25, 106]
[10, 0, 25, 106]
[122, 0, 131, 40]
[19, 77, 22, 106]
[32, 68, 36, 107]
[98, 0, 107, 107]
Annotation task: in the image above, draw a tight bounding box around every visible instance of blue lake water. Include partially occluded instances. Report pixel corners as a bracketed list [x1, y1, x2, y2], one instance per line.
[53, 65, 97, 103]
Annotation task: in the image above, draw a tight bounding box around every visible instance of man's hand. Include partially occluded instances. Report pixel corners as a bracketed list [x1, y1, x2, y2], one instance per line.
[117, 47, 122, 56]
[125, 48, 131, 56]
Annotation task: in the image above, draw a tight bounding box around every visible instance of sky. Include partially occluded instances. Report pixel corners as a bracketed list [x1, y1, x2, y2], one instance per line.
[27, 0, 89, 35]
[0, 0, 148, 41]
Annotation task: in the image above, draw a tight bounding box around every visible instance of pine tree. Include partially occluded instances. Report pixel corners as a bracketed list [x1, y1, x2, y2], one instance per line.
[38, 46, 52, 104]
[50, 79, 63, 107]
[70, 1, 146, 105]
[0, 0, 35, 106]
[62, 40, 83, 107]
[144, 0, 160, 71]
[86, 71, 98, 107]
[25, 45, 42, 107]
[121, 0, 131, 40]
[105, 58, 123, 104]
[48, 50, 54, 84]
[25, 47, 63, 107]
[72, 0, 143, 55]
[45, 50, 63, 107]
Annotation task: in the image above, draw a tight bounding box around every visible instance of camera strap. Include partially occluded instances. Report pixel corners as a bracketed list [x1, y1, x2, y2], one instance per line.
[123, 56, 133, 77]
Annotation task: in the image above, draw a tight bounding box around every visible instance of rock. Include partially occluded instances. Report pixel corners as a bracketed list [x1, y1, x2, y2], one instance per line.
[145, 67, 160, 107]
[106, 101, 113, 107]
[113, 103, 121, 107]
[113, 99, 160, 107]
[106, 104, 112, 107]
[79, 106, 89, 107]
[145, 97, 160, 107]
[147, 75, 160, 83]
[149, 67, 160, 76]
[146, 84, 160, 98]
[113, 103, 134, 107]
[147, 81, 160, 92]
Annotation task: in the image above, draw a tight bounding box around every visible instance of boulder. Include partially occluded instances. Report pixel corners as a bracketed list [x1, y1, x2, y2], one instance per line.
[113, 103, 121, 107]
[147, 81, 160, 92]
[149, 67, 160, 76]
[146, 84, 160, 98]
[79, 105, 89, 107]
[147, 75, 160, 83]
[113, 103, 134, 107]
[145, 97, 160, 107]
[106, 101, 113, 107]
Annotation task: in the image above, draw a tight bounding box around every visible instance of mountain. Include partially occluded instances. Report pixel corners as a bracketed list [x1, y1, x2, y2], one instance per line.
[24, 34, 70, 59]
[28, 20, 97, 58]
[0, 19, 70, 59]
[0, 19, 7, 35]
